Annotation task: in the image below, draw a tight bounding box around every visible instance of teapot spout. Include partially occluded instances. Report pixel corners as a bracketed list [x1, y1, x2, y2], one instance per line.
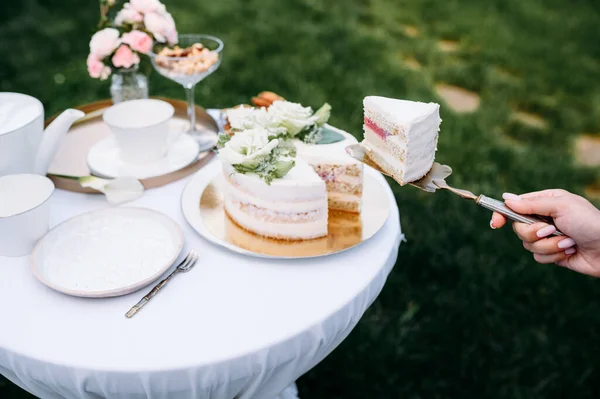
[34, 108, 85, 175]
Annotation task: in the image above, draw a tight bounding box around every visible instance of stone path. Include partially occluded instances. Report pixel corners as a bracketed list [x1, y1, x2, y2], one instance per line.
[512, 111, 547, 130]
[574, 134, 600, 167]
[438, 40, 459, 52]
[402, 25, 419, 38]
[403, 56, 421, 70]
[434, 83, 480, 113]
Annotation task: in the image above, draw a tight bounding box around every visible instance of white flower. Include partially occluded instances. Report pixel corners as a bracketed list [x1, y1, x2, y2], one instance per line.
[79, 176, 145, 205]
[89, 28, 121, 59]
[267, 100, 317, 136]
[218, 128, 279, 168]
[252, 107, 287, 135]
[226, 106, 286, 135]
[226, 106, 258, 131]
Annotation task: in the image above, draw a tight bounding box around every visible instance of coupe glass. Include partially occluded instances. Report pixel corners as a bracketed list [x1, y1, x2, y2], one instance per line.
[149, 34, 224, 151]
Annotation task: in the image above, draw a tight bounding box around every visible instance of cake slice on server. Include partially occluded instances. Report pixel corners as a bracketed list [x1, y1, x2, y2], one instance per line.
[362, 96, 441, 184]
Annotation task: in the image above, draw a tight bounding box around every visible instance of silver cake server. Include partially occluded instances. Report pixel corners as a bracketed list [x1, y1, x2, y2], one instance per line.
[346, 144, 564, 236]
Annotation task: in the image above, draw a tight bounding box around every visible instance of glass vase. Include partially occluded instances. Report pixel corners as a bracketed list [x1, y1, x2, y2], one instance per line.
[110, 66, 148, 103]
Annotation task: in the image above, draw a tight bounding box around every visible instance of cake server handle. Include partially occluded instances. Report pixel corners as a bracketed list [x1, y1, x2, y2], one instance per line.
[476, 195, 564, 237]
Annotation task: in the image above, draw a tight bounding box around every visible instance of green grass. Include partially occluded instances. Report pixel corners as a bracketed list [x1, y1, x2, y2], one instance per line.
[2, 0, 600, 397]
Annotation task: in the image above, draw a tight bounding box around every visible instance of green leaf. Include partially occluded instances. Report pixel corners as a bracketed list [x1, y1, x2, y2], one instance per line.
[216, 133, 231, 148]
[314, 126, 345, 144]
[272, 159, 295, 178]
[314, 102, 332, 125]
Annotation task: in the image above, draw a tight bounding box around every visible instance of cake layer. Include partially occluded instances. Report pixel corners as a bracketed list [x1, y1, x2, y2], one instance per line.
[224, 172, 325, 213]
[225, 199, 327, 240]
[328, 192, 361, 213]
[229, 198, 326, 223]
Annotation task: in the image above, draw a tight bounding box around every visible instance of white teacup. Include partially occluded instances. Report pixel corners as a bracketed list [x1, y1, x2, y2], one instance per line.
[103, 99, 177, 164]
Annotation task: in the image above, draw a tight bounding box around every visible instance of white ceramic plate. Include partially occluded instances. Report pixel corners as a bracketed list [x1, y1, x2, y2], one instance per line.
[181, 162, 390, 259]
[31, 207, 184, 298]
[87, 131, 200, 179]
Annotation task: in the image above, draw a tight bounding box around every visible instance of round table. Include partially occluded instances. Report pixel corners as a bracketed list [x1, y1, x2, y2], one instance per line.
[0, 160, 403, 399]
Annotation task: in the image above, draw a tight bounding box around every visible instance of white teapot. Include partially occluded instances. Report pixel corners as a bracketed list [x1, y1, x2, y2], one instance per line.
[0, 92, 85, 176]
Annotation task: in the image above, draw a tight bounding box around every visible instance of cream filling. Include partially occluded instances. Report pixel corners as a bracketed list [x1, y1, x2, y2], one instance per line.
[364, 140, 434, 182]
[328, 191, 361, 202]
[225, 198, 328, 239]
[317, 171, 363, 185]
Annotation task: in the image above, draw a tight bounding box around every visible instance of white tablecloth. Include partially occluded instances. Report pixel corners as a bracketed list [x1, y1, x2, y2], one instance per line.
[0, 161, 403, 399]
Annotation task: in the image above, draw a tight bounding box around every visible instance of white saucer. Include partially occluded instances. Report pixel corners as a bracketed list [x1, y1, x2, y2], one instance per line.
[31, 207, 184, 298]
[87, 133, 200, 179]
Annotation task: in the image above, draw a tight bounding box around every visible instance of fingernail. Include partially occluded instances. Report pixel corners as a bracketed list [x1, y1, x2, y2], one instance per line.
[502, 192, 521, 201]
[536, 225, 556, 238]
[490, 219, 496, 229]
[558, 238, 576, 249]
[565, 247, 576, 255]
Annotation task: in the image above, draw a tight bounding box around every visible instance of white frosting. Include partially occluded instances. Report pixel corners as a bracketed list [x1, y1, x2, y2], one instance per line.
[224, 160, 326, 202]
[225, 198, 327, 239]
[364, 96, 439, 127]
[224, 173, 326, 213]
[294, 125, 361, 166]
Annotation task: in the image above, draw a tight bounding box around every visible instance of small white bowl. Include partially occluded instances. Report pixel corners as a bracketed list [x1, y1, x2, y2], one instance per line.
[0, 174, 54, 257]
[103, 99, 176, 164]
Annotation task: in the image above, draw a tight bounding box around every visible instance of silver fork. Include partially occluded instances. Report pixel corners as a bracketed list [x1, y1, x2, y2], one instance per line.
[125, 250, 199, 318]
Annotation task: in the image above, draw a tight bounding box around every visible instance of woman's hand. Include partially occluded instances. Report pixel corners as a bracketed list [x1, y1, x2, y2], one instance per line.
[490, 189, 600, 277]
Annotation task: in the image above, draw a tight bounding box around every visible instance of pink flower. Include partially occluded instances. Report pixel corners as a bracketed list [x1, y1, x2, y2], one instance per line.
[144, 11, 177, 45]
[115, 5, 143, 26]
[87, 53, 105, 79]
[130, 0, 162, 13]
[121, 30, 153, 54]
[89, 28, 121, 59]
[165, 28, 178, 46]
[111, 45, 140, 69]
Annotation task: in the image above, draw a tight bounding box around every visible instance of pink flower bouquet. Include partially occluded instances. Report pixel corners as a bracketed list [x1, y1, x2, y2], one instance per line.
[87, 0, 178, 80]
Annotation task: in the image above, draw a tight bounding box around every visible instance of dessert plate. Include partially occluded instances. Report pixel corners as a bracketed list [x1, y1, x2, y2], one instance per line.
[181, 163, 391, 259]
[87, 132, 200, 179]
[31, 207, 184, 298]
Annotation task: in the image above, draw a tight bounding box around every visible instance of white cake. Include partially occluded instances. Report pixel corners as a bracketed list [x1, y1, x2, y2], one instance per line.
[219, 100, 364, 241]
[223, 160, 328, 240]
[362, 96, 441, 184]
